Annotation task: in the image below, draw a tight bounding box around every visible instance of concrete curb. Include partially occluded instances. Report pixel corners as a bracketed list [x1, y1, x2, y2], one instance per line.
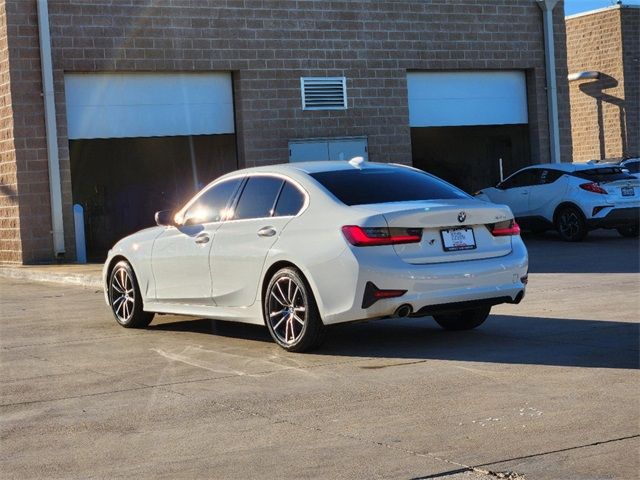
[0, 266, 103, 289]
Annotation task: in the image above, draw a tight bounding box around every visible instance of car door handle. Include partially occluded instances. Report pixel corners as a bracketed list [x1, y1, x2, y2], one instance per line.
[194, 233, 210, 244]
[257, 226, 276, 237]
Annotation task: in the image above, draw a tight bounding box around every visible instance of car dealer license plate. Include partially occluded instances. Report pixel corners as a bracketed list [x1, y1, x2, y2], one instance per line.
[440, 227, 477, 252]
[621, 186, 635, 196]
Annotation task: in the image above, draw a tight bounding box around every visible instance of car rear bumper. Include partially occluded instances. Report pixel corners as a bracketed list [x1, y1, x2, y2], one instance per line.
[318, 238, 528, 325]
[587, 207, 639, 229]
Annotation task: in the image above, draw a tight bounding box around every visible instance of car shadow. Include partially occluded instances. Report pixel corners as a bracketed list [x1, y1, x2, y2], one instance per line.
[521, 230, 639, 274]
[148, 314, 639, 370]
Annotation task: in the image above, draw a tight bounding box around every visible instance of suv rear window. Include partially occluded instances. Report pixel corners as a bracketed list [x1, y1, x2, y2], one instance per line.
[623, 161, 639, 174]
[310, 168, 468, 206]
[573, 167, 634, 183]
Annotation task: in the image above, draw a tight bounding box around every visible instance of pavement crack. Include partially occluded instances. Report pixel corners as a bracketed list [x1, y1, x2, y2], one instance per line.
[359, 360, 428, 369]
[474, 434, 640, 469]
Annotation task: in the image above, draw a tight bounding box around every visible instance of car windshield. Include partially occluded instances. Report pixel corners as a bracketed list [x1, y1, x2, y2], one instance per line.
[573, 167, 634, 183]
[310, 168, 469, 206]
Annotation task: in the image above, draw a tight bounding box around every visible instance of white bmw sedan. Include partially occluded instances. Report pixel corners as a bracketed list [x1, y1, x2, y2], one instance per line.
[103, 160, 528, 352]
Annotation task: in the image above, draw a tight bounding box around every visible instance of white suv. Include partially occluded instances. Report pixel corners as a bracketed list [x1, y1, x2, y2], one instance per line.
[475, 163, 639, 241]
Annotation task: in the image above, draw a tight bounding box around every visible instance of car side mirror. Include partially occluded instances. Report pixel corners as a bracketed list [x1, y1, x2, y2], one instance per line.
[154, 210, 175, 227]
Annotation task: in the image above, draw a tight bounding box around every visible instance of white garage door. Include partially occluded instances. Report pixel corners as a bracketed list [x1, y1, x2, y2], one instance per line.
[64, 72, 234, 139]
[407, 71, 528, 127]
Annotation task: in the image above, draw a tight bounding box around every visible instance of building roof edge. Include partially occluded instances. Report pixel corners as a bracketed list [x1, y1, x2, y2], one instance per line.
[566, 4, 640, 21]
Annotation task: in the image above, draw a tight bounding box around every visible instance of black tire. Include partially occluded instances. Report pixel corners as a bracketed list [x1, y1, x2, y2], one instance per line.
[616, 225, 639, 238]
[263, 267, 325, 352]
[108, 260, 154, 328]
[433, 306, 491, 331]
[554, 206, 588, 242]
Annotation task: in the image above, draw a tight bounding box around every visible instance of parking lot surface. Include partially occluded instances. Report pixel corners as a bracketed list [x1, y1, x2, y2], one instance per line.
[1, 231, 639, 479]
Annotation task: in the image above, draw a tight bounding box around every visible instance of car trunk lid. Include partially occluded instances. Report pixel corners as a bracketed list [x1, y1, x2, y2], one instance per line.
[358, 200, 515, 264]
[600, 178, 640, 204]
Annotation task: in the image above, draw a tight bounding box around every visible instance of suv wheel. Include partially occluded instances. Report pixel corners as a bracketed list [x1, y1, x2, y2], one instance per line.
[554, 206, 588, 242]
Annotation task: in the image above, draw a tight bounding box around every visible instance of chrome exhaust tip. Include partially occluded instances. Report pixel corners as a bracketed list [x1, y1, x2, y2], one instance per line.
[394, 304, 413, 318]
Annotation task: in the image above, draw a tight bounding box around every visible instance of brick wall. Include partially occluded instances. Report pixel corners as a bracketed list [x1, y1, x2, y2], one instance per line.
[621, 7, 639, 159]
[3, 0, 75, 263]
[1, 0, 571, 263]
[0, 1, 21, 263]
[567, 6, 639, 162]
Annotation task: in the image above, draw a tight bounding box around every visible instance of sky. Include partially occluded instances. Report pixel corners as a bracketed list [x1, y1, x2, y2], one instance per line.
[564, 0, 640, 16]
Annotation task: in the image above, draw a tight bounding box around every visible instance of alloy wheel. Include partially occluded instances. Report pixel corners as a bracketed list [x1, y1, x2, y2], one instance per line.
[558, 210, 580, 239]
[110, 266, 135, 323]
[267, 276, 307, 345]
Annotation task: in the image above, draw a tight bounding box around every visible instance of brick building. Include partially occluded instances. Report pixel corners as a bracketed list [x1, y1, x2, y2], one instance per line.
[0, 0, 571, 264]
[566, 4, 639, 163]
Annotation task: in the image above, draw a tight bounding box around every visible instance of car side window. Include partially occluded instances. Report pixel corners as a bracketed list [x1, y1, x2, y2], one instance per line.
[274, 181, 305, 217]
[182, 178, 242, 225]
[539, 169, 563, 185]
[501, 170, 537, 189]
[232, 176, 284, 220]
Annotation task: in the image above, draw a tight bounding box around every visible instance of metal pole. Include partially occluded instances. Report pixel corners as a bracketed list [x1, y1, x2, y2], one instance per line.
[188, 135, 199, 191]
[537, 0, 561, 164]
[73, 204, 86, 263]
[36, 0, 66, 256]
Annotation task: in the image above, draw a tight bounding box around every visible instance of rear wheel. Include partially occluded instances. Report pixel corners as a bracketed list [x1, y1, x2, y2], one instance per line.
[264, 267, 325, 352]
[433, 306, 491, 331]
[108, 261, 154, 328]
[616, 225, 639, 238]
[554, 206, 588, 242]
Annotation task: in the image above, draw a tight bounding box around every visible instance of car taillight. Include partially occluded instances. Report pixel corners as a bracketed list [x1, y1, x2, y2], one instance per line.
[341, 225, 423, 246]
[490, 219, 521, 236]
[580, 182, 607, 194]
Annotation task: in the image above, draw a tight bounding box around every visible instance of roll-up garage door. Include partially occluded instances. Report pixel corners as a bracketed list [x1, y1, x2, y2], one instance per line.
[64, 72, 234, 139]
[407, 71, 528, 127]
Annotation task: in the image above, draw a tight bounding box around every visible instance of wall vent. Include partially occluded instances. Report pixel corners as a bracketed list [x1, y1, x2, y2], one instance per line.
[300, 77, 347, 110]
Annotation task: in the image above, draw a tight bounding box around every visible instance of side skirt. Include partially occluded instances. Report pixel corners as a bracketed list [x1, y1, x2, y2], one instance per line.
[143, 301, 265, 325]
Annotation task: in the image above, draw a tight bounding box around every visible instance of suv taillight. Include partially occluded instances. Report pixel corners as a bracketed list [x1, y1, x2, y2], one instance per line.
[580, 182, 607, 194]
[490, 219, 521, 237]
[342, 226, 422, 246]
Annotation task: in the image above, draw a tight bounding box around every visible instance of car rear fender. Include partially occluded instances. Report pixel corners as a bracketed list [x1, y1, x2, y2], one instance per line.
[553, 201, 586, 223]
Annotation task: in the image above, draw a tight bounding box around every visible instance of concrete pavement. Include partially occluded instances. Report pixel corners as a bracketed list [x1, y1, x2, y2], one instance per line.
[1, 231, 638, 479]
[0, 263, 103, 288]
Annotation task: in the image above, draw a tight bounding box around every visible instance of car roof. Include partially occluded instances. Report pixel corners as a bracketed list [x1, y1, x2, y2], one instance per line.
[519, 162, 623, 173]
[219, 160, 401, 178]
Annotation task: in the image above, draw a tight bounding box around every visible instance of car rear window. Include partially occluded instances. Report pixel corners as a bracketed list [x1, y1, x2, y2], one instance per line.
[623, 161, 639, 173]
[310, 168, 468, 206]
[573, 167, 634, 183]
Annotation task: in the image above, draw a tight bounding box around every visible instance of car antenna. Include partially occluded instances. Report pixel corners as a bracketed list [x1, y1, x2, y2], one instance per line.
[349, 156, 365, 168]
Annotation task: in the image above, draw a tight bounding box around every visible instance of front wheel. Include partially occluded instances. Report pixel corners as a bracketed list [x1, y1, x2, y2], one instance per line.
[433, 306, 491, 331]
[264, 267, 325, 352]
[554, 206, 588, 242]
[616, 225, 639, 238]
[108, 260, 154, 328]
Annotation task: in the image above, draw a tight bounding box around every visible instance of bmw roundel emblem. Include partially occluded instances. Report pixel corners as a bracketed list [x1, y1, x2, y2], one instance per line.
[458, 211, 466, 223]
